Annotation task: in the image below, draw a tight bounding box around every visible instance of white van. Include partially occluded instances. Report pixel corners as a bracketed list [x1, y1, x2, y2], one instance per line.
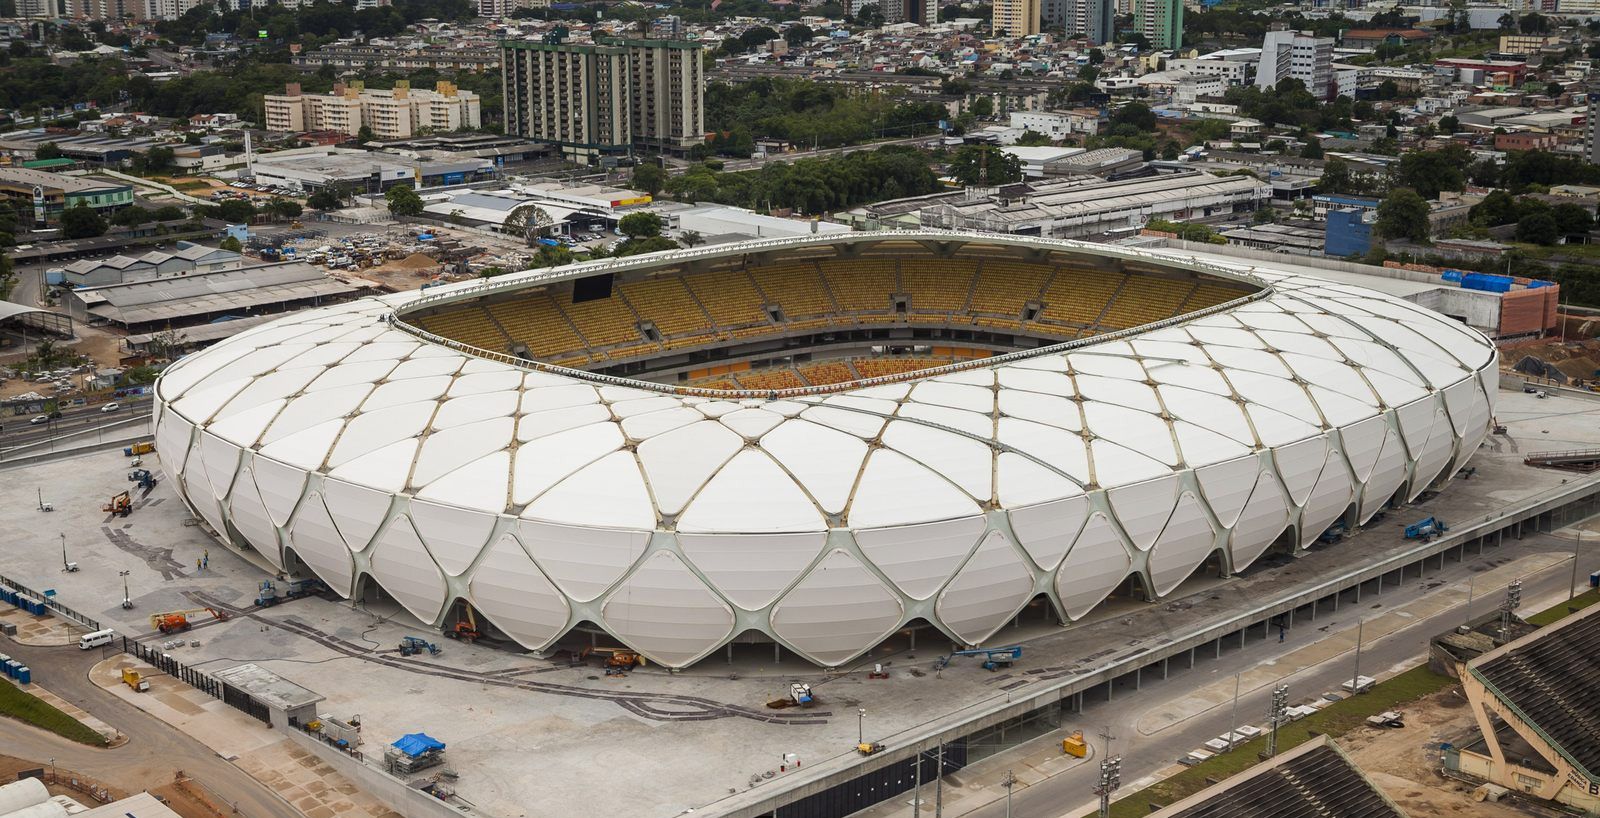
[78, 629, 115, 650]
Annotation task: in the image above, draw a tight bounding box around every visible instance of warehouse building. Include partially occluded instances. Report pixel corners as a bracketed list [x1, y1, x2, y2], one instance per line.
[0, 166, 133, 227]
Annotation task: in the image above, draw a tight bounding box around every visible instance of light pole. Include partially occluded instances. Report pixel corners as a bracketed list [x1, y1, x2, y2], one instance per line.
[1500, 579, 1522, 643]
[1350, 618, 1364, 694]
[1266, 683, 1289, 758]
[120, 570, 132, 609]
[59, 532, 68, 572]
[857, 708, 866, 746]
[1096, 754, 1120, 818]
[1227, 673, 1241, 749]
[1571, 531, 1583, 602]
[1002, 770, 1017, 818]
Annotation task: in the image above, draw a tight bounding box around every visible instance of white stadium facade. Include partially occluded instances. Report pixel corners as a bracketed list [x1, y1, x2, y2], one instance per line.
[151, 232, 1498, 668]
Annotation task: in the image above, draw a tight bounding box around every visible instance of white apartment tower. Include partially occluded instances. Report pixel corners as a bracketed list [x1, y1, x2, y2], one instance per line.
[1255, 29, 1334, 100]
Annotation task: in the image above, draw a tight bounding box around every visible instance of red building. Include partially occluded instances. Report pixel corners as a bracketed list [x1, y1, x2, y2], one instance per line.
[1494, 132, 1557, 152]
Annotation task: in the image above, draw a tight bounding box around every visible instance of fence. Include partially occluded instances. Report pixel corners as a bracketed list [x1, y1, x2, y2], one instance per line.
[119, 635, 270, 725]
[0, 573, 101, 632]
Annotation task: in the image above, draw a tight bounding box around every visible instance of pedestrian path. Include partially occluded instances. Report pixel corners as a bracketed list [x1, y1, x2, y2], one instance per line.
[0, 607, 81, 646]
[1133, 551, 1567, 736]
[91, 656, 400, 818]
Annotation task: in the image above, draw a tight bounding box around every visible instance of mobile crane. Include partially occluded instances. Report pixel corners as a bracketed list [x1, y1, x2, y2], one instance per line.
[148, 607, 230, 634]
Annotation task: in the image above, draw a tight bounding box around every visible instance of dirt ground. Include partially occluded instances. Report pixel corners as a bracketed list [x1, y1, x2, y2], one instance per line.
[1, 327, 129, 400]
[0, 754, 223, 818]
[1338, 688, 1527, 818]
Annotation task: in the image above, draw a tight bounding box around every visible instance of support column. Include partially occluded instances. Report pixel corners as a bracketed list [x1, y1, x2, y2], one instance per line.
[1162, 657, 1169, 679]
[1215, 638, 1221, 659]
[774, 643, 780, 663]
[1135, 668, 1142, 691]
[1355, 581, 1362, 603]
[1107, 681, 1114, 702]
[727, 643, 733, 664]
[1288, 607, 1294, 627]
[1188, 647, 1196, 668]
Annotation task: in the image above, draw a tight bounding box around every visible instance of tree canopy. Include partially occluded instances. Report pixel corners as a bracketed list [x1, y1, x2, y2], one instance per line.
[948, 145, 1022, 186]
[386, 184, 424, 217]
[1375, 188, 1430, 243]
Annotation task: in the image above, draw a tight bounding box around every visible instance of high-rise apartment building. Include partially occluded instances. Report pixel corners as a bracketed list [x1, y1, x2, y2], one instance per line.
[1055, 0, 1111, 43]
[501, 37, 704, 164]
[1135, 0, 1183, 49]
[1255, 29, 1333, 99]
[993, 0, 1041, 35]
[262, 81, 482, 139]
[1586, 94, 1600, 165]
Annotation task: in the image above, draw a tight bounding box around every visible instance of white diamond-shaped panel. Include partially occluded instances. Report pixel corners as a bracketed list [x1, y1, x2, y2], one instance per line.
[770, 550, 905, 667]
[601, 551, 735, 667]
[935, 531, 1036, 645]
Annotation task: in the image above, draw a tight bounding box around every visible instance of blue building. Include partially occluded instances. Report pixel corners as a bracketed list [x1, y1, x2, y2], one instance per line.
[1325, 208, 1373, 257]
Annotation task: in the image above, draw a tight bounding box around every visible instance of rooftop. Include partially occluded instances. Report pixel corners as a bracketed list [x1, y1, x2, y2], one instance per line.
[0, 166, 127, 193]
[213, 663, 325, 711]
[1149, 738, 1405, 818]
[72, 261, 366, 325]
[1470, 602, 1600, 780]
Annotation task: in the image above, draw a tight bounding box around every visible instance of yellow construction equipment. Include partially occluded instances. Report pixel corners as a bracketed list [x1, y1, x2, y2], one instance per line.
[1062, 730, 1087, 758]
[102, 491, 132, 517]
[121, 668, 150, 692]
[856, 742, 884, 756]
[148, 607, 229, 634]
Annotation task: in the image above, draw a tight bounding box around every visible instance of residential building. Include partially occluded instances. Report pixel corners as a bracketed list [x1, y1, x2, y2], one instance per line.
[1168, 57, 1252, 85]
[1586, 94, 1600, 165]
[1498, 33, 1559, 54]
[1495, 132, 1557, 152]
[15, 0, 55, 17]
[993, 0, 1041, 36]
[1255, 29, 1333, 99]
[649, 15, 683, 38]
[1009, 110, 1099, 140]
[262, 81, 482, 139]
[502, 37, 704, 164]
[293, 44, 499, 73]
[1135, 0, 1183, 50]
[1047, 0, 1110, 43]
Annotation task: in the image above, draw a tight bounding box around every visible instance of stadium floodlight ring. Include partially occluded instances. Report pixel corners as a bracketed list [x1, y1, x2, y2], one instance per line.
[152, 232, 1497, 668]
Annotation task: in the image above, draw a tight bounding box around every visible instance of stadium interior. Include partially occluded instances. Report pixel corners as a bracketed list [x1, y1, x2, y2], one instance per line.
[403, 239, 1258, 392]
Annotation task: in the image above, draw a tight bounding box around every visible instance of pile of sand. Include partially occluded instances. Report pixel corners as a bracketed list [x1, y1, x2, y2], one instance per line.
[395, 252, 440, 270]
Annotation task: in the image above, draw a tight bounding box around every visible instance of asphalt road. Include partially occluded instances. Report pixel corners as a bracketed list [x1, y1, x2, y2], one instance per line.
[0, 639, 299, 818]
[954, 537, 1589, 818]
[0, 403, 151, 452]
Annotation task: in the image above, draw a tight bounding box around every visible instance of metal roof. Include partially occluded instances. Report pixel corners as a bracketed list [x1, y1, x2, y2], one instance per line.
[1472, 604, 1600, 781]
[1150, 738, 1405, 818]
[77, 262, 364, 325]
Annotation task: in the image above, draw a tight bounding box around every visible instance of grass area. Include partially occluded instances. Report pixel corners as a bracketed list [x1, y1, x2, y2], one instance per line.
[1108, 665, 1453, 817]
[0, 678, 109, 747]
[1524, 587, 1600, 627]
[1512, 242, 1600, 261]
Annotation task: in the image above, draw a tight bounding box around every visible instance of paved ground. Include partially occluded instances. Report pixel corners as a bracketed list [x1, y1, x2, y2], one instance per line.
[0, 387, 1596, 817]
[0, 636, 300, 818]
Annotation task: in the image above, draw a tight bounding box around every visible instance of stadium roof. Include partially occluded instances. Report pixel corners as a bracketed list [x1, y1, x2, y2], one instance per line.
[150, 232, 1498, 667]
[1470, 603, 1600, 780]
[1149, 738, 1406, 818]
[74, 262, 365, 325]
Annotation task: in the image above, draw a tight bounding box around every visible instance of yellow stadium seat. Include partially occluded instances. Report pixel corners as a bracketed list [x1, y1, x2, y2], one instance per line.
[901, 258, 975, 313]
[818, 258, 896, 313]
[971, 260, 1051, 318]
[749, 262, 834, 317]
[684, 269, 771, 330]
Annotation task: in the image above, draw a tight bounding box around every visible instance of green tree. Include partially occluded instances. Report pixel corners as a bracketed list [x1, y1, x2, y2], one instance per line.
[618, 211, 664, 239]
[219, 235, 243, 251]
[632, 163, 666, 196]
[784, 23, 814, 45]
[1470, 189, 1520, 227]
[60, 201, 106, 239]
[0, 252, 14, 301]
[1551, 203, 1594, 236]
[1546, 81, 1565, 98]
[1015, 130, 1052, 147]
[136, 146, 175, 174]
[1394, 145, 1468, 200]
[1111, 102, 1156, 132]
[970, 96, 994, 119]
[385, 184, 424, 217]
[1318, 157, 1356, 195]
[948, 144, 1022, 185]
[1300, 138, 1323, 159]
[265, 198, 302, 219]
[217, 198, 255, 223]
[678, 229, 705, 247]
[1516, 210, 1560, 245]
[356, 124, 375, 142]
[1438, 115, 1459, 133]
[1375, 187, 1430, 243]
[112, 206, 153, 227]
[152, 205, 186, 222]
[36, 142, 63, 160]
[613, 235, 679, 257]
[307, 189, 343, 211]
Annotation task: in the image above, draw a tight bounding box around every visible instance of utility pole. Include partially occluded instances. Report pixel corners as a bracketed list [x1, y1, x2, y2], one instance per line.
[912, 745, 921, 815]
[1266, 683, 1289, 758]
[934, 743, 944, 818]
[1002, 770, 1017, 818]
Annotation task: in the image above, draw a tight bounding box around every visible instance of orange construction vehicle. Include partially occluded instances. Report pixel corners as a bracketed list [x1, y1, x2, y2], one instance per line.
[102, 491, 132, 517]
[443, 602, 482, 643]
[148, 607, 229, 634]
[579, 646, 646, 669]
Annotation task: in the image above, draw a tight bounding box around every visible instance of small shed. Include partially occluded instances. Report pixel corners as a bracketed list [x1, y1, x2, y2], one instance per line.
[214, 663, 324, 730]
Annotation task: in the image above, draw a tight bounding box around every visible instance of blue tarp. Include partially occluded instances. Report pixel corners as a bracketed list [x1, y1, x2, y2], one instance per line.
[392, 733, 445, 757]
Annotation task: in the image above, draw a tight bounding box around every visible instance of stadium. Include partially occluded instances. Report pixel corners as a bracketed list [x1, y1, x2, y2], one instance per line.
[150, 231, 1498, 668]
